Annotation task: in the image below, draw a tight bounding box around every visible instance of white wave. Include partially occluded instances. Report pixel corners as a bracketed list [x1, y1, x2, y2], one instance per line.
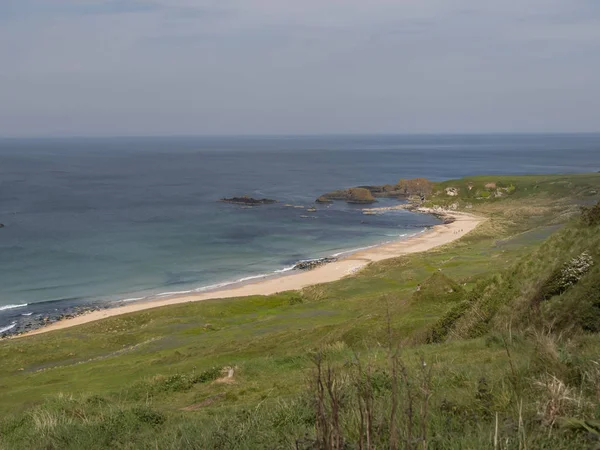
[0, 303, 28, 312]
[0, 323, 16, 333]
[145, 225, 434, 302]
[331, 243, 380, 258]
[237, 273, 271, 283]
[21, 312, 33, 316]
[153, 267, 299, 299]
[193, 281, 235, 292]
[150, 229, 428, 301]
[121, 297, 145, 303]
[156, 290, 195, 297]
[329, 227, 431, 258]
[274, 265, 296, 274]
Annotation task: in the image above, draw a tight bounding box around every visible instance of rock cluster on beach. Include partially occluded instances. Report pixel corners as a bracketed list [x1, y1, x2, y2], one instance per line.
[0, 304, 109, 339]
[293, 257, 337, 270]
[221, 196, 277, 206]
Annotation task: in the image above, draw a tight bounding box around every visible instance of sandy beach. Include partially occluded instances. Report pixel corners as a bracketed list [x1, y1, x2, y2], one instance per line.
[20, 209, 484, 337]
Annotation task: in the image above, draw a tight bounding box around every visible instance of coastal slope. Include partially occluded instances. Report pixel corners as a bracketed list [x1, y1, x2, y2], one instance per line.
[1, 173, 600, 449]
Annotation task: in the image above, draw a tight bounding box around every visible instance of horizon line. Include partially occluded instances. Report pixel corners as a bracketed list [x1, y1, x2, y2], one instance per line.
[2, 131, 600, 140]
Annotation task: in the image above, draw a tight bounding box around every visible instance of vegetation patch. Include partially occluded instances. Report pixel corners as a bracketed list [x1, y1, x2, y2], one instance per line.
[128, 367, 222, 400]
[582, 200, 600, 225]
[538, 251, 594, 302]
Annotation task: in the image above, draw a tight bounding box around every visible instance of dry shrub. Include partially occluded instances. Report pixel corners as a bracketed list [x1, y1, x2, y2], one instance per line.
[30, 409, 70, 433]
[535, 375, 576, 427]
[301, 285, 328, 302]
[582, 360, 600, 402]
[531, 328, 562, 363]
[581, 200, 600, 226]
[320, 341, 347, 355]
[310, 354, 348, 450]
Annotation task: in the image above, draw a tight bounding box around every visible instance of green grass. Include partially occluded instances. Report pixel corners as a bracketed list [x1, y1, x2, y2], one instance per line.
[1, 173, 600, 449]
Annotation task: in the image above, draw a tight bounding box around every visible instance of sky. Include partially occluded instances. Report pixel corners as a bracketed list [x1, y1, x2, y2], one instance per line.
[1, 0, 599, 136]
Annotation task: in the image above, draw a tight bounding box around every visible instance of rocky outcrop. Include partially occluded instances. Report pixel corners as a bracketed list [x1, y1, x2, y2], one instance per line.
[396, 178, 434, 197]
[318, 178, 434, 204]
[356, 184, 405, 198]
[317, 190, 351, 201]
[293, 257, 337, 270]
[316, 187, 377, 204]
[221, 196, 277, 206]
[347, 188, 376, 204]
[316, 195, 333, 203]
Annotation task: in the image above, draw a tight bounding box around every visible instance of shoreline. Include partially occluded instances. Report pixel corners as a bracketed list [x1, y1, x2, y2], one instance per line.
[15, 209, 484, 338]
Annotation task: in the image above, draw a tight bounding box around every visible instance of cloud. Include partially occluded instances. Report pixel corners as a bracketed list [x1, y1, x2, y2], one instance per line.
[0, 0, 599, 135]
[65, 1, 160, 15]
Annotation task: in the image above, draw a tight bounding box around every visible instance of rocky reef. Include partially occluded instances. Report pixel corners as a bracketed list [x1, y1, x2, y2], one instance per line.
[221, 196, 277, 206]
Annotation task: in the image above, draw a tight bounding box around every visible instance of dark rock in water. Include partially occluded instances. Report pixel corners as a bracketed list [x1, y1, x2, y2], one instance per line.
[316, 195, 333, 203]
[293, 257, 337, 270]
[0, 223, 4, 228]
[221, 196, 277, 206]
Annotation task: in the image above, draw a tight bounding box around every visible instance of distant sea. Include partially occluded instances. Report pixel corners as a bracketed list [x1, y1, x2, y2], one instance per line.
[1, 134, 599, 334]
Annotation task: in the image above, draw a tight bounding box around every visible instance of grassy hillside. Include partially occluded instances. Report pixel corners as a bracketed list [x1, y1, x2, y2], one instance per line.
[1, 174, 600, 449]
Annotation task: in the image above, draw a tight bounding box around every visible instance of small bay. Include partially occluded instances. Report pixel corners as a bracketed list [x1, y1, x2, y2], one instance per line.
[1, 134, 599, 332]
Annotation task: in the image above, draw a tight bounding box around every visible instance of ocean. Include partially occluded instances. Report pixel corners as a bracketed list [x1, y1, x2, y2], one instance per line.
[1, 134, 599, 334]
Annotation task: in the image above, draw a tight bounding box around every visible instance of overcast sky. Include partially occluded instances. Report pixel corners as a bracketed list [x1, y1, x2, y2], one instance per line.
[1, 0, 599, 136]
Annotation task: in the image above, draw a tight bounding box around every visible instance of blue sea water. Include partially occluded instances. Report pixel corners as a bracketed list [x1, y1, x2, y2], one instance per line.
[1, 134, 599, 333]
